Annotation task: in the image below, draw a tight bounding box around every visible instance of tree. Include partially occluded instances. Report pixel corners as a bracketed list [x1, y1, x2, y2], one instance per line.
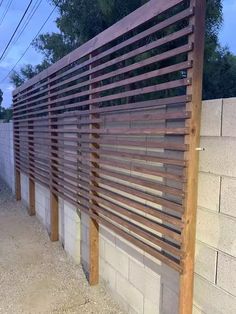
[0, 89, 12, 121]
[10, 0, 236, 99]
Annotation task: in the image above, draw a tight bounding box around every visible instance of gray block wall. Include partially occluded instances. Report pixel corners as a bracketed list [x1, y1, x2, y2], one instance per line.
[0, 122, 15, 192]
[0, 99, 236, 313]
[194, 98, 236, 314]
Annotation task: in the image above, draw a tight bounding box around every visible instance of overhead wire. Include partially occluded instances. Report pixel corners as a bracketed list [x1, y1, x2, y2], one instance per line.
[1, 0, 43, 61]
[0, 0, 13, 26]
[0, 0, 33, 61]
[0, 4, 57, 83]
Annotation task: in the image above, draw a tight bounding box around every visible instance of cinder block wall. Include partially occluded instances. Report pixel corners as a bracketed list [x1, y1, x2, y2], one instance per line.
[0, 122, 15, 192]
[80, 98, 236, 314]
[2, 99, 236, 313]
[20, 178, 81, 264]
[194, 98, 236, 314]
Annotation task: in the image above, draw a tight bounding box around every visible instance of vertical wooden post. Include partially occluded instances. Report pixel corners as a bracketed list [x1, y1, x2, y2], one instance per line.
[14, 117, 21, 201]
[28, 178, 35, 216]
[179, 1, 206, 313]
[88, 52, 99, 285]
[50, 191, 59, 241]
[48, 80, 59, 242]
[15, 168, 21, 201]
[28, 120, 36, 216]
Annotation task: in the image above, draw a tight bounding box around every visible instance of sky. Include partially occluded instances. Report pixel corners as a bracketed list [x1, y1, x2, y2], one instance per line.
[0, 0, 235, 108]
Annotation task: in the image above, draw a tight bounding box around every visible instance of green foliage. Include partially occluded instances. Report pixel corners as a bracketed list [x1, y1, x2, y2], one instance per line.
[203, 47, 236, 99]
[9, 0, 236, 100]
[0, 89, 12, 121]
[34, 33, 74, 64]
[10, 65, 36, 87]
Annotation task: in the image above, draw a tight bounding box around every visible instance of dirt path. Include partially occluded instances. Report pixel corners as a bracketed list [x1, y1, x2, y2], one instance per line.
[0, 180, 123, 314]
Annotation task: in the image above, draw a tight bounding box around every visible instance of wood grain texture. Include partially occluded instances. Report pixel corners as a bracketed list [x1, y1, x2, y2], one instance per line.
[12, 2, 205, 306]
[179, 1, 206, 313]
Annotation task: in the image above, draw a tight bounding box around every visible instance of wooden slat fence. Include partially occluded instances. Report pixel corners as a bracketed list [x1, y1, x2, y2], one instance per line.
[12, 0, 206, 312]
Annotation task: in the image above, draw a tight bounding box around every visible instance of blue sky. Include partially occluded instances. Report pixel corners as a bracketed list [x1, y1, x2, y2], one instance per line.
[0, 0, 235, 108]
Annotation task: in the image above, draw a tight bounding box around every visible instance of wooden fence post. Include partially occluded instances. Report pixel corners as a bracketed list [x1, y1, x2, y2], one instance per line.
[49, 80, 59, 242]
[15, 168, 21, 201]
[14, 118, 21, 201]
[179, 1, 206, 313]
[88, 52, 99, 285]
[28, 178, 35, 216]
[28, 120, 36, 216]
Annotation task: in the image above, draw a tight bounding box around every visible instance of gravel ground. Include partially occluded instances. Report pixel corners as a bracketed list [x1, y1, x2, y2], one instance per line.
[0, 179, 124, 314]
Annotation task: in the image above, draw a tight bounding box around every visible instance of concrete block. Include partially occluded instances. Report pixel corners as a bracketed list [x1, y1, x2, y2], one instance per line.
[20, 172, 29, 205]
[143, 254, 179, 293]
[193, 305, 206, 314]
[222, 98, 236, 137]
[217, 252, 236, 296]
[201, 99, 222, 136]
[194, 274, 236, 314]
[64, 216, 80, 240]
[100, 225, 116, 246]
[116, 235, 144, 266]
[81, 242, 89, 266]
[104, 241, 129, 278]
[195, 240, 217, 283]
[199, 137, 236, 177]
[129, 259, 161, 304]
[100, 258, 116, 291]
[198, 172, 220, 212]
[81, 224, 88, 245]
[220, 177, 236, 218]
[64, 236, 80, 264]
[143, 298, 160, 314]
[116, 274, 144, 314]
[162, 284, 178, 314]
[196, 208, 236, 257]
[64, 200, 79, 223]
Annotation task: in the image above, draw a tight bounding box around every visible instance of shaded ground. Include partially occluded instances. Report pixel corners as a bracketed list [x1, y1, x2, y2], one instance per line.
[0, 179, 124, 314]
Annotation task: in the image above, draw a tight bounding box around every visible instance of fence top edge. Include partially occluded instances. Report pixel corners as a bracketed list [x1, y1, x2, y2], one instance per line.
[13, 0, 184, 96]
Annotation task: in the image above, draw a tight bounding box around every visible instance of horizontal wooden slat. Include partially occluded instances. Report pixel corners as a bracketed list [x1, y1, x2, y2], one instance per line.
[13, 0, 199, 275]
[13, 7, 193, 104]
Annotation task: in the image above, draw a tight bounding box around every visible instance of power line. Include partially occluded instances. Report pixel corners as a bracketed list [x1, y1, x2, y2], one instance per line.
[0, 0, 13, 26]
[0, 1, 4, 8]
[1, 5, 57, 83]
[13, 0, 42, 45]
[1, 0, 43, 61]
[0, 0, 33, 61]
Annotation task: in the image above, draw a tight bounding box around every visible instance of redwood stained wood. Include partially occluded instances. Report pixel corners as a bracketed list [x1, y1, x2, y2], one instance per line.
[14, 55, 192, 110]
[13, 0, 186, 94]
[15, 169, 21, 201]
[13, 95, 190, 122]
[14, 78, 190, 118]
[13, 3, 205, 308]
[179, 1, 206, 313]
[13, 7, 193, 104]
[28, 178, 36, 216]
[88, 52, 99, 286]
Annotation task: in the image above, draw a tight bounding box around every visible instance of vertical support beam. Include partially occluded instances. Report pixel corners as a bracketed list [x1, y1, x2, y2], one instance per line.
[50, 191, 59, 241]
[28, 178, 35, 216]
[48, 80, 59, 242]
[28, 120, 35, 216]
[88, 52, 99, 285]
[15, 168, 21, 201]
[14, 117, 21, 201]
[179, 1, 206, 314]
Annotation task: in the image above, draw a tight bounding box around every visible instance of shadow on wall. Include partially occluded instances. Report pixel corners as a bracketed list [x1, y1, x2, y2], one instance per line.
[97, 225, 180, 314]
